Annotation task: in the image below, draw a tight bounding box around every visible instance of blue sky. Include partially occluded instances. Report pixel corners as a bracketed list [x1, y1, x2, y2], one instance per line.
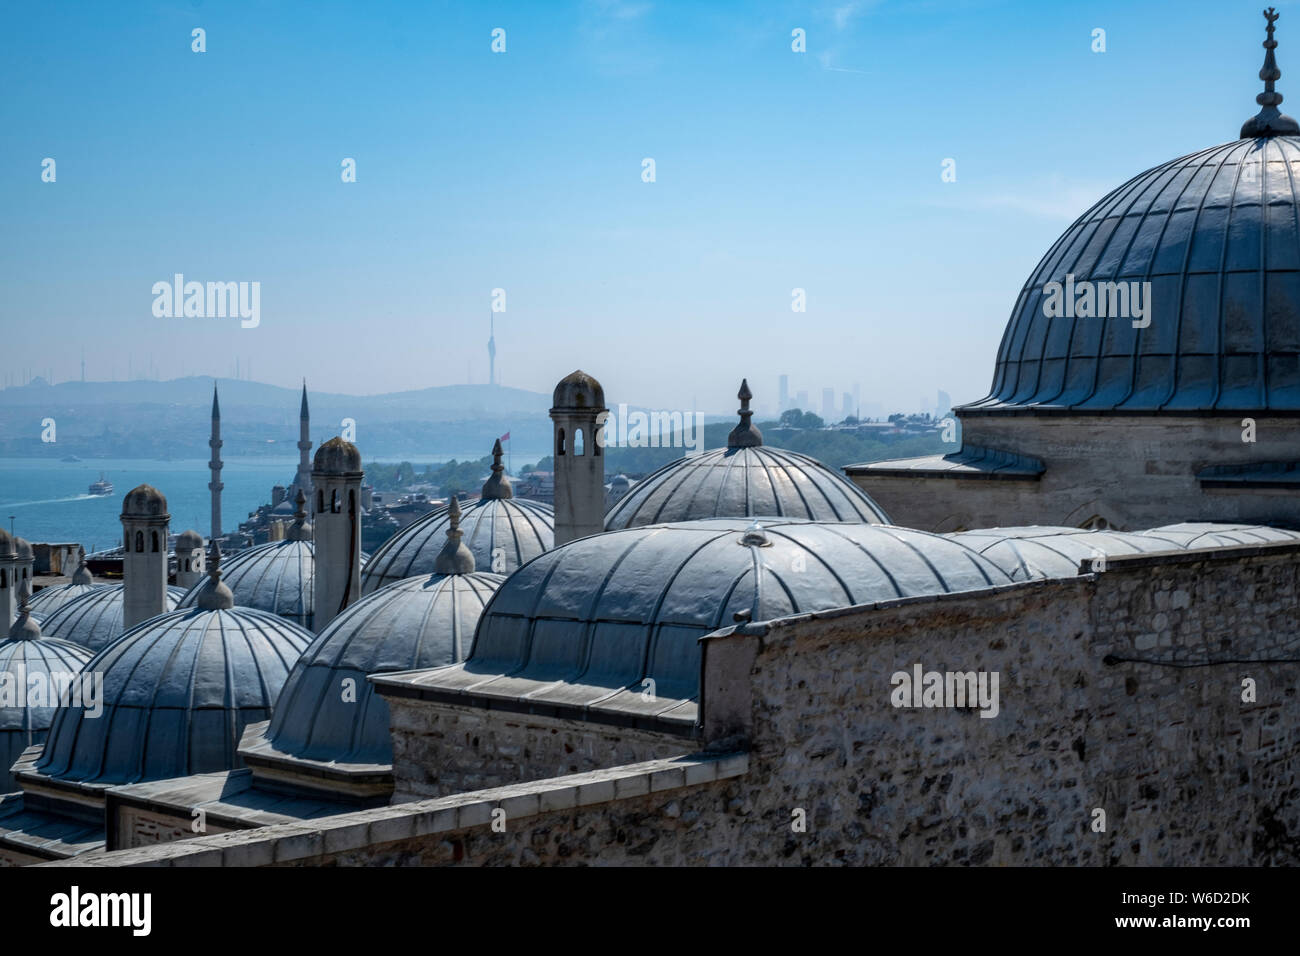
[0, 0, 1287, 414]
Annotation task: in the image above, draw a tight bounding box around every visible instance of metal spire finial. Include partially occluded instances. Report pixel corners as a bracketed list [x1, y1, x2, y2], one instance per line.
[435, 496, 476, 574]
[71, 546, 93, 585]
[8, 581, 42, 641]
[726, 378, 764, 449]
[286, 488, 313, 541]
[481, 437, 513, 499]
[1242, 8, 1300, 137]
[196, 539, 234, 610]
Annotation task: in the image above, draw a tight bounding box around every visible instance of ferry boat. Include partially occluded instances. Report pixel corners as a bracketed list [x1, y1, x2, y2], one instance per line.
[88, 474, 114, 496]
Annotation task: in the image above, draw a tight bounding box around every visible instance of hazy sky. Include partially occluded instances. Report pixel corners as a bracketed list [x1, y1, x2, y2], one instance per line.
[0, 0, 1282, 414]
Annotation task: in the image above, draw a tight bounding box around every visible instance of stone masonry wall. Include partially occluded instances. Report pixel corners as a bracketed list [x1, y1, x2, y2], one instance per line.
[851, 413, 1300, 531]
[388, 699, 695, 801]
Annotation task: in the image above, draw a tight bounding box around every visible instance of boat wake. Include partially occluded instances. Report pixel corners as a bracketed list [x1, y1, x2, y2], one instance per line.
[0, 494, 100, 509]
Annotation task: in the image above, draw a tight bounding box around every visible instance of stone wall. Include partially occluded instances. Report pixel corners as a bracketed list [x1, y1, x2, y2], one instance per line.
[850, 412, 1300, 531]
[45, 541, 1300, 866]
[389, 699, 696, 802]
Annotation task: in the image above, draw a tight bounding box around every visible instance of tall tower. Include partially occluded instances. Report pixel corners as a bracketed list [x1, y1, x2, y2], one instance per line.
[296, 380, 313, 496]
[778, 374, 789, 412]
[549, 370, 607, 546]
[488, 314, 497, 387]
[209, 383, 223, 540]
[0, 529, 17, 631]
[121, 484, 170, 629]
[311, 437, 363, 632]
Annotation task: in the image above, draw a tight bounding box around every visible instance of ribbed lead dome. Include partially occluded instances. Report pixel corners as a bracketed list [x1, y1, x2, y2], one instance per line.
[38, 584, 186, 651]
[949, 527, 1186, 580]
[263, 570, 503, 766]
[26, 580, 109, 618]
[0, 624, 93, 793]
[177, 539, 325, 629]
[455, 519, 1010, 710]
[605, 446, 890, 529]
[969, 136, 1300, 412]
[34, 606, 311, 785]
[360, 498, 553, 594]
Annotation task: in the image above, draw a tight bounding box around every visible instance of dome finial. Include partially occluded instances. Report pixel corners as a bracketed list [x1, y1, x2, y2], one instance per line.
[435, 496, 476, 574]
[726, 378, 764, 448]
[71, 546, 93, 585]
[196, 539, 234, 610]
[1242, 8, 1300, 137]
[286, 488, 314, 541]
[481, 438, 514, 499]
[8, 581, 42, 641]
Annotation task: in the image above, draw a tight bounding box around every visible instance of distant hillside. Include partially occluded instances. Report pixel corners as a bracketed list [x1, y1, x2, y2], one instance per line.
[0, 377, 554, 459]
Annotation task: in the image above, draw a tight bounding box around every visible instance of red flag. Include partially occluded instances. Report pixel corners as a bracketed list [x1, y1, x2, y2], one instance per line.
[500, 431, 510, 441]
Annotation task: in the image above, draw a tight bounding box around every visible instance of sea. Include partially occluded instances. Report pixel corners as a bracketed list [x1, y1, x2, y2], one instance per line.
[0, 458, 301, 552]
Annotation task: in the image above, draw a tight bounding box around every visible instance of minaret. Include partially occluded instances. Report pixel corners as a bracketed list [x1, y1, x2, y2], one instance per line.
[13, 538, 33, 597]
[208, 383, 223, 540]
[311, 437, 363, 631]
[549, 370, 607, 545]
[1242, 8, 1300, 137]
[0, 529, 17, 631]
[488, 314, 497, 387]
[175, 530, 205, 589]
[727, 379, 764, 449]
[120, 484, 170, 629]
[296, 380, 313, 496]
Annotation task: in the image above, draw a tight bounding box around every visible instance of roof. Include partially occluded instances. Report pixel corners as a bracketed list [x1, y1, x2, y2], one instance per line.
[360, 496, 553, 594]
[948, 526, 1185, 580]
[33, 606, 311, 785]
[38, 584, 187, 652]
[176, 539, 322, 629]
[845, 445, 1046, 481]
[965, 135, 1300, 414]
[258, 570, 503, 768]
[121, 484, 168, 517]
[25, 581, 108, 618]
[605, 445, 891, 529]
[376, 519, 1012, 728]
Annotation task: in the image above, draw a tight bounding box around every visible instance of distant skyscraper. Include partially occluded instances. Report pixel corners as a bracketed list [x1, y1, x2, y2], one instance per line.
[842, 392, 853, 420]
[488, 314, 497, 387]
[937, 389, 952, 415]
[853, 383, 861, 414]
[821, 388, 835, 421]
[795, 389, 809, 412]
[778, 374, 789, 412]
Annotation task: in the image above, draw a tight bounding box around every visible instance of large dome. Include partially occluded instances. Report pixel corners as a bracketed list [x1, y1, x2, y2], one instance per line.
[260, 570, 503, 767]
[177, 539, 326, 629]
[440, 519, 1010, 713]
[33, 605, 311, 785]
[38, 583, 186, 652]
[968, 135, 1300, 413]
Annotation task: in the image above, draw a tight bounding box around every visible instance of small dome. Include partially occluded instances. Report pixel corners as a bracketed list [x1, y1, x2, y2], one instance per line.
[39, 584, 187, 652]
[34, 606, 311, 785]
[605, 446, 890, 529]
[1134, 522, 1300, 548]
[552, 370, 605, 410]
[177, 539, 332, 629]
[28, 580, 110, 618]
[949, 526, 1188, 580]
[361, 497, 553, 594]
[313, 436, 362, 475]
[175, 529, 204, 551]
[14, 538, 33, 561]
[0, 629, 92, 793]
[263, 570, 503, 766]
[121, 484, 168, 517]
[0, 530, 14, 559]
[463, 519, 1010, 707]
